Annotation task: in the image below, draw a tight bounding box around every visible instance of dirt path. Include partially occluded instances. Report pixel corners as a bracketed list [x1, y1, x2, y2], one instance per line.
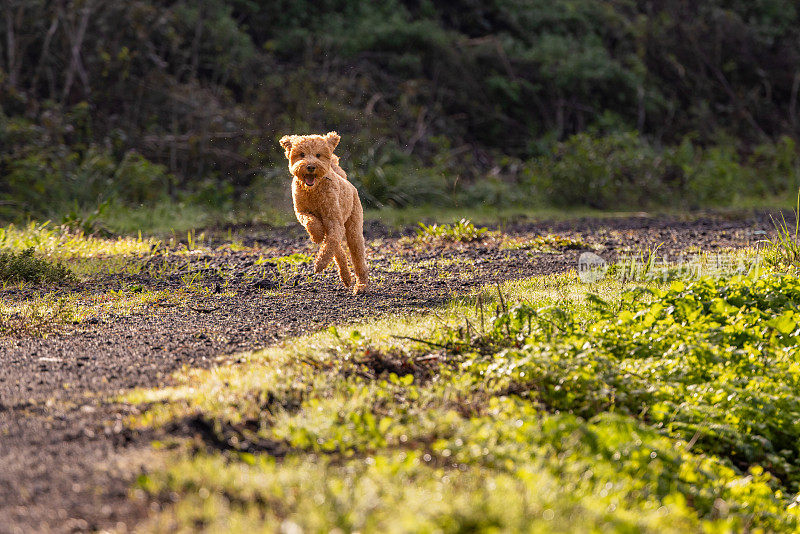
[0, 213, 774, 533]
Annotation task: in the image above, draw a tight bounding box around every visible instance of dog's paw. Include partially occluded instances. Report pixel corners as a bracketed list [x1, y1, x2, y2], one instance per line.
[353, 283, 368, 295]
[337, 269, 352, 287]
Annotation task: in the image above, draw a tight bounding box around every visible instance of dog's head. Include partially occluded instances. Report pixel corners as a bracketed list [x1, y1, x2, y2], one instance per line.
[279, 131, 340, 189]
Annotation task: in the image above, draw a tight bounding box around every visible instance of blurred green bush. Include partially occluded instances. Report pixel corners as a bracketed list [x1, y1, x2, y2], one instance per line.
[524, 132, 800, 209]
[0, 0, 798, 223]
[0, 109, 174, 221]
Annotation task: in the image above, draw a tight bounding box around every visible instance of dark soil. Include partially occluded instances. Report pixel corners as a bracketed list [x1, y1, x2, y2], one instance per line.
[0, 212, 776, 533]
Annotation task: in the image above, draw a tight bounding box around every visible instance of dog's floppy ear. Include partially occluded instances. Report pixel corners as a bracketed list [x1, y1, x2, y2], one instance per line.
[325, 131, 340, 151]
[279, 135, 294, 156]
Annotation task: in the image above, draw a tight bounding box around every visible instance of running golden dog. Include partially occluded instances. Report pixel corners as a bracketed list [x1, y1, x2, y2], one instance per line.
[279, 131, 368, 293]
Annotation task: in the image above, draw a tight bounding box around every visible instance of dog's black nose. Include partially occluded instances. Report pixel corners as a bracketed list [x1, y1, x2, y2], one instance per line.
[306, 164, 316, 173]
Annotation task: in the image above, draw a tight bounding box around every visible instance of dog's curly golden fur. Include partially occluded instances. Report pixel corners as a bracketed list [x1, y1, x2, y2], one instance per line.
[279, 131, 369, 293]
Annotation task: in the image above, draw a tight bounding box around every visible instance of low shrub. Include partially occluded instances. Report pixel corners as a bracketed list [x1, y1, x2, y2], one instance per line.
[0, 110, 174, 222]
[748, 136, 800, 196]
[523, 131, 675, 208]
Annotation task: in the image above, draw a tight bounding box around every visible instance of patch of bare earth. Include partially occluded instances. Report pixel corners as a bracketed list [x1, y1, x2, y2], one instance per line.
[0, 213, 774, 533]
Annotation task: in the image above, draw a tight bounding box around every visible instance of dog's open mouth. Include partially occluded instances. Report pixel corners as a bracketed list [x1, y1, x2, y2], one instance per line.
[302, 174, 316, 187]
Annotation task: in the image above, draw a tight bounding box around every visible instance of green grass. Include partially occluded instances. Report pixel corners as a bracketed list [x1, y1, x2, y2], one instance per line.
[11, 190, 792, 241]
[0, 222, 157, 267]
[365, 194, 799, 230]
[0, 221, 167, 286]
[365, 205, 635, 229]
[97, 201, 223, 236]
[501, 234, 590, 252]
[90, 199, 294, 237]
[0, 221, 155, 255]
[0, 248, 75, 284]
[761, 190, 800, 273]
[0, 294, 81, 337]
[414, 218, 494, 243]
[120, 251, 800, 532]
[0, 222, 219, 336]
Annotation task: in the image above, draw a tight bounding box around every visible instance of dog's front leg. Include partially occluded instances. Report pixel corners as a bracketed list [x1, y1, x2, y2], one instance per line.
[315, 225, 352, 287]
[296, 212, 324, 244]
[314, 223, 345, 273]
[332, 244, 352, 287]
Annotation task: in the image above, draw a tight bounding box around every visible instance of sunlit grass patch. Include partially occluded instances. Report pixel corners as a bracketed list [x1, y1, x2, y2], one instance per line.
[465, 271, 632, 321]
[501, 233, 590, 252]
[0, 294, 81, 337]
[137, 414, 779, 534]
[761, 191, 800, 273]
[267, 252, 313, 266]
[0, 286, 193, 338]
[0, 221, 162, 280]
[607, 245, 765, 284]
[414, 218, 496, 243]
[386, 256, 415, 273]
[0, 221, 158, 259]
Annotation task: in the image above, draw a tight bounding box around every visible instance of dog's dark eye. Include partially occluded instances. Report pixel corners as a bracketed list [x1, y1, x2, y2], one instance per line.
[298, 152, 304, 157]
[315, 153, 321, 158]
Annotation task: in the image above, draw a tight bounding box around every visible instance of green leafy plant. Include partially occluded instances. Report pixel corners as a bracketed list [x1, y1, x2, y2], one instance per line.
[61, 200, 113, 236]
[439, 274, 800, 492]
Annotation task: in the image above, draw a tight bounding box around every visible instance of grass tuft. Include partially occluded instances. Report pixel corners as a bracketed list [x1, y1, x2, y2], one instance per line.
[0, 248, 76, 284]
[763, 190, 800, 271]
[415, 218, 493, 243]
[501, 234, 589, 252]
[0, 294, 81, 336]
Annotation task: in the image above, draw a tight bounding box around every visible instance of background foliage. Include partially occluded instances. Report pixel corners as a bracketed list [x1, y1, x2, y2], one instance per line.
[1, 0, 799, 222]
